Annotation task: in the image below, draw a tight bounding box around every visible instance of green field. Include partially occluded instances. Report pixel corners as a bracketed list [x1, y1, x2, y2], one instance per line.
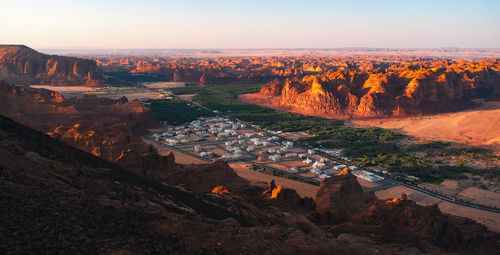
[146, 99, 214, 125]
[103, 71, 168, 87]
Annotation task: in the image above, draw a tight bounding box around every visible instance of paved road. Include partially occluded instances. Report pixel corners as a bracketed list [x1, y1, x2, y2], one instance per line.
[175, 138, 253, 148]
[363, 179, 399, 192]
[144, 137, 212, 163]
[396, 181, 500, 213]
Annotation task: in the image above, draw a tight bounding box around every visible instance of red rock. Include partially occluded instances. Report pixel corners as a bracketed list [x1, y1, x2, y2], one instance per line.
[0, 45, 102, 86]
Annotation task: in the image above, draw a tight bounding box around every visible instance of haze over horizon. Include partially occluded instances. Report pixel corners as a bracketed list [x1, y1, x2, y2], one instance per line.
[2, 0, 500, 49]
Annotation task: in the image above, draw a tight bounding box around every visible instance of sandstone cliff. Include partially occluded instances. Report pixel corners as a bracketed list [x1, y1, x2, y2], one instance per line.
[0, 45, 102, 86]
[259, 59, 500, 117]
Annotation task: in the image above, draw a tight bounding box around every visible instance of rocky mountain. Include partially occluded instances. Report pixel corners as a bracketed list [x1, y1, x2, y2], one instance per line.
[1, 81, 499, 254]
[0, 114, 418, 254]
[0, 45, 102, 86]
[259, 59, 500, 117]
[0, 81, 157, 161]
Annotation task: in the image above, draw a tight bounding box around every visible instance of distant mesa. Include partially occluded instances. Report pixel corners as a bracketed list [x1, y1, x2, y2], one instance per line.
[0, 45, 102, 86]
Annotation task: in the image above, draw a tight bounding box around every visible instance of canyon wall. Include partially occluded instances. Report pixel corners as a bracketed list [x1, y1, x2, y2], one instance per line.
[259, 59, 500, 117]
[0, 45, 102, 86]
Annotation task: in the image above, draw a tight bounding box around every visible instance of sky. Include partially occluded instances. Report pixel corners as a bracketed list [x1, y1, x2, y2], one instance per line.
[1, 0, 500, 49]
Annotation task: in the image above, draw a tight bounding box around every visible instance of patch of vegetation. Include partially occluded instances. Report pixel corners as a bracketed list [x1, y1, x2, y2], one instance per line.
[440, 147, 496, 159]
[146, 99, 214, 125]
[170, 83, 263, 95]
[298, 127, 403, 159]
[429, 179, 444, 185]
[103, 71, 168, 87]
[407, 140, 451, 151]
[407, 140, 497, 161]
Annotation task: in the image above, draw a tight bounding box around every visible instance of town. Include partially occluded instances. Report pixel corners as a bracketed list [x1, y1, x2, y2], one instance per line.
[145, 114, 391, 187]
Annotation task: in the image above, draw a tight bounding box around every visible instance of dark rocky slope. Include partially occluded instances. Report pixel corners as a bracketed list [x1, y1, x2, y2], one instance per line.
[1, 81, 499, 254]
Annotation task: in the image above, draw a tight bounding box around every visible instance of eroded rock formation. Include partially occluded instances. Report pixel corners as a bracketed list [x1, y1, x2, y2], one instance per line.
[260, 59, 500, 117]
[0, 45, 102, 86]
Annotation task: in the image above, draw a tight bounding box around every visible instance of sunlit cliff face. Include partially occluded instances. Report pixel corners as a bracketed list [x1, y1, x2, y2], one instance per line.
[337, 168, 351, 176]
[270, 185, 284, 199]
[212, 185, 230, 195]
[96, 55, 500, 118]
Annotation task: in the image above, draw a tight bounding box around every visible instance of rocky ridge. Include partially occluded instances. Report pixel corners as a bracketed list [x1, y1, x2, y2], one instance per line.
[260, 59, 500, 117]
[0, 45, 102, 86]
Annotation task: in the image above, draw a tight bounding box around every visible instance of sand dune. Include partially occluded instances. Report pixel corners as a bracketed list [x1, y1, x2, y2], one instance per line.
[351, 101, 500, 153]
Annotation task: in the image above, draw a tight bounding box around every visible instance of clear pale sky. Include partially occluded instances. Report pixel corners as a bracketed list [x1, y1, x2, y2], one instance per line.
[2, 0, 499, 49]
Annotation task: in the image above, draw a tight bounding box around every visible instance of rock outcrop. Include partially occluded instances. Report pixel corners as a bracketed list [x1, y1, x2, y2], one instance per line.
[312, 169, 376, 224]
[313, 169, 499, 253]
[259, 59, 500, 117]
[351, 194, 499, 252]
[261, 180, 316, 213]
[0, 45, 102, 86]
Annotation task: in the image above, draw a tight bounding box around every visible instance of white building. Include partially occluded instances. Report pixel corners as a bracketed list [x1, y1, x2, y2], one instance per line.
[200, 151, 213, 157]
[348, 165, 359, 171]
[164, 138, 179, 146]
[352, 170, 384, 182]
[332, 164, 347, 171]
[268, 155, 281, 162]
[312, 161, 326, 172]
[303, 157, 313, 164]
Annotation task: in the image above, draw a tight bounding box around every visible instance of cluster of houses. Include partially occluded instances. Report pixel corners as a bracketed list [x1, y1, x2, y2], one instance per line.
[149, 116, 389, 183]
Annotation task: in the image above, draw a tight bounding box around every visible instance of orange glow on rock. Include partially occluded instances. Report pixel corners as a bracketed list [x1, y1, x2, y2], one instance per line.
[270, 185, 283, 199]
[336, 168, 350, 176]
[212, 185, 230, 195]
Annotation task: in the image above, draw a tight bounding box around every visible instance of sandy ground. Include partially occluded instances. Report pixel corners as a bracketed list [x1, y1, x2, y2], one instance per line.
[30, 85, 96, 92]
[376, 186, 500, 233]
[356, 178, 382, 189]
[178, 94, 196, 100]
[458, 187, 500, 207]
[143, 82, 186, 88]
[96, 91, 163, 101]
[30, 85, 164, 101]
[376, 186, 442, 206]
[229, 162, 319, 198]
[351, 101, 500, 153]
[278, 131, 314, 141]
[440, 180, 459, 190]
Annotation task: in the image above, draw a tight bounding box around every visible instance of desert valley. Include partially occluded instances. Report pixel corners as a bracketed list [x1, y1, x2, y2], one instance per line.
[1, 1, 500, 254]
[1, 44, 499, 254]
